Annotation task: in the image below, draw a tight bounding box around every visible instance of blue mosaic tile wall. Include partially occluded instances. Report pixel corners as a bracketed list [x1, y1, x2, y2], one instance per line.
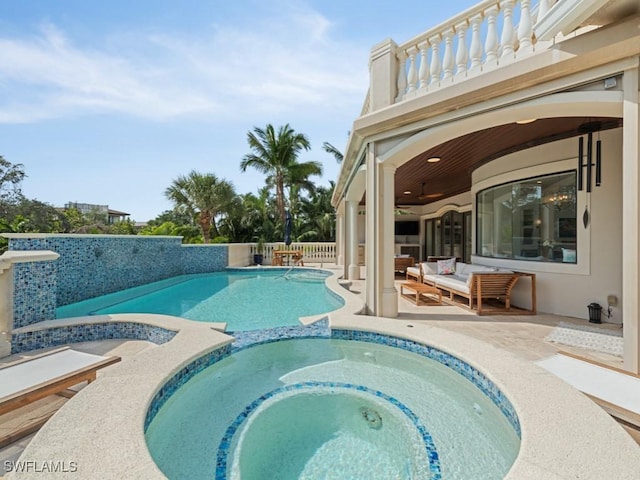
[182, 245, 228, 275]
[8, 236, 229, 327]
[12, 260, 57, 328]
[9, 236, 184, 306]
[11, 321, 177, 354]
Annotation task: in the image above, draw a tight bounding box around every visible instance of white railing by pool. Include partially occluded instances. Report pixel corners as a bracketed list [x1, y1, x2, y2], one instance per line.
[249, 242, 337, 265]
[393, 0, 556, 104]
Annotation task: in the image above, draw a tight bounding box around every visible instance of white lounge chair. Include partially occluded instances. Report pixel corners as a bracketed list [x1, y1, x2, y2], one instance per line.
[0, 347, 120, 446]
[536, 351, 640, 428]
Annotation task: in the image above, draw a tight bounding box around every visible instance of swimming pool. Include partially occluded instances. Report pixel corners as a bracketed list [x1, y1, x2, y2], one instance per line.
[145, 336, 520, 479]
[55, 269, 343, 331]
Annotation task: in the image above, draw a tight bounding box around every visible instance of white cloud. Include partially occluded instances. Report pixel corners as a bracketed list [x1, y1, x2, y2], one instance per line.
[0, 6, 368, 124]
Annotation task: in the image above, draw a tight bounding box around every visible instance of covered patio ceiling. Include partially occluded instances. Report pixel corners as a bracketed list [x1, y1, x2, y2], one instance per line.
[393, 116, 622, 207]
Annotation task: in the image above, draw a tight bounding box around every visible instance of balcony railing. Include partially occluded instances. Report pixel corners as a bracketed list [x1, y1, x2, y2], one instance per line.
[394, 0, 556, 104]
[248, 242, 337, 265]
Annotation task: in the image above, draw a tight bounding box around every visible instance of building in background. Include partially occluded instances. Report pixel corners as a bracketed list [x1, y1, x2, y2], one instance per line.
[64, 202, 130, 224]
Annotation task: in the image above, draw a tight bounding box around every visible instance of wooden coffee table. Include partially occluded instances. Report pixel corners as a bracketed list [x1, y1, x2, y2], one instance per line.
[400, 281, 442, 305]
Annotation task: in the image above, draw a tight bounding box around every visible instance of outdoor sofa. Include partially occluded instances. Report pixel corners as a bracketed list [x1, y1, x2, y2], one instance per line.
[406, 260, 521, 314]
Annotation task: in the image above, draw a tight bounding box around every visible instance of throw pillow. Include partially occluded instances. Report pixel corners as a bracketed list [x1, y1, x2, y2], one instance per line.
[437, 258, 456, 275]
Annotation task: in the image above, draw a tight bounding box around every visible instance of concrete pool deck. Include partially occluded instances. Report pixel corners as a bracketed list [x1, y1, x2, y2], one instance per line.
[2, 265, 639, 478]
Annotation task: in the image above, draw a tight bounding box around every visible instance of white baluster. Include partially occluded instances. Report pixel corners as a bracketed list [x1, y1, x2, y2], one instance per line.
[429, 35, 442, 85]
[500, 0, 515, 60]
[484, 6, 499, 67]
[454, 22, 468, 78]
[517, 0, 533, 53]
[395, 50, 408, 102]
[469, 14, 483, 72]
[406, 46, 418, 94]
[537, 0, 552, 19]
[418, 41, 430, 90]
[442, 29, 455, 82]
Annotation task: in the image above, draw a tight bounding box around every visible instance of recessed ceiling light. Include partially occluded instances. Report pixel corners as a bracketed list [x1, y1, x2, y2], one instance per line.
[423, 192, 444, 199]
[403, 191, 412, 195]
[516, 118, 537, 124]
[426, 157, 441, 163]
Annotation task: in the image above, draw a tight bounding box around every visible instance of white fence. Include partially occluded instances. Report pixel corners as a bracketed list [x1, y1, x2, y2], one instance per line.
[249, 242, 337, 265]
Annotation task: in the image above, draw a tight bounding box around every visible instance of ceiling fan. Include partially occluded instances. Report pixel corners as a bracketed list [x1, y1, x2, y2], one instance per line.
[418, 180, 445, 200]
[394, 196, 415, 214]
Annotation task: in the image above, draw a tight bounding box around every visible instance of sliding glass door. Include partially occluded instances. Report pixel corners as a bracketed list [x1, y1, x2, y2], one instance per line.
[424, 211, 471, 262]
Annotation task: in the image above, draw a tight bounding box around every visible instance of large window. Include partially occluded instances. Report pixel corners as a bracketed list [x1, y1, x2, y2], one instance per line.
[424, 211, 472, 263]
[476, 171, 577, 263]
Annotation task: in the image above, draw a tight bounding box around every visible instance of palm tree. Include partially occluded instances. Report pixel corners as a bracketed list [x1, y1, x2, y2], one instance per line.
[285, 160, 322, 222]
[322, 142, 343, 163]
[298, 181, 336, 241]
[165, 170, 236, 243]
[241, 124, 321, 224]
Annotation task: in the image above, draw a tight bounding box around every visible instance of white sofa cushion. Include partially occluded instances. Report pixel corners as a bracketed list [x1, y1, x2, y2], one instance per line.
[465, 269, 514, 286]
[423, 273, 439, 285]
[420, 261, 515, 290]
[436, 275, 470, 294]
[420, 262, 438, 274]
[456, 263, 496, 275]
[406, 266, 421, 278]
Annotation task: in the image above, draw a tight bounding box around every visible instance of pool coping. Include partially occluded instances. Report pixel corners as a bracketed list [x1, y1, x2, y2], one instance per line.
[7, 272, 640, 479]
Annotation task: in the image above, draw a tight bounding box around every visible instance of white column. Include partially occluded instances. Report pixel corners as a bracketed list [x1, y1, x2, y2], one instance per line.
[369, 38, 399, 111]
[500, 0, 515, 60]
[0, 264, 13, 357]
[379, 162, 399, 318]
[365, 144, 378, 314]
[429, 35, 442, 86]
[364, 143, 399, 318]
[418, 41, 430, 91]
[469, 14, 483, 72]
[346, 199, 360, 281]
[395, 50, 407, 103]
[455, 22, 468, 77]
[517, 0, 533, 54]
[484, 7, 499, 67]
[442, 29, 455, 82]
[623, 66, 640, 373]
[335, 204, 344, 266]
[406, 46, 419, 94]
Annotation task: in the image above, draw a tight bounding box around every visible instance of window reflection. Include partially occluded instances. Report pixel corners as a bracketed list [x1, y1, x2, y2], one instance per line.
[476, 172, 577, 263]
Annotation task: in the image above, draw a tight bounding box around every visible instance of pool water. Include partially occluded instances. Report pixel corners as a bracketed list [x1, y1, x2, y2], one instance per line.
[55, 270, 343, 331]
[229, 385, 434, 479]
[145, 339, 520, 480]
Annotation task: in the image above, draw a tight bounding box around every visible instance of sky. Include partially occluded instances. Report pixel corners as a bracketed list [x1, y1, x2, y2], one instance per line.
[0, 0, 477, 221]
